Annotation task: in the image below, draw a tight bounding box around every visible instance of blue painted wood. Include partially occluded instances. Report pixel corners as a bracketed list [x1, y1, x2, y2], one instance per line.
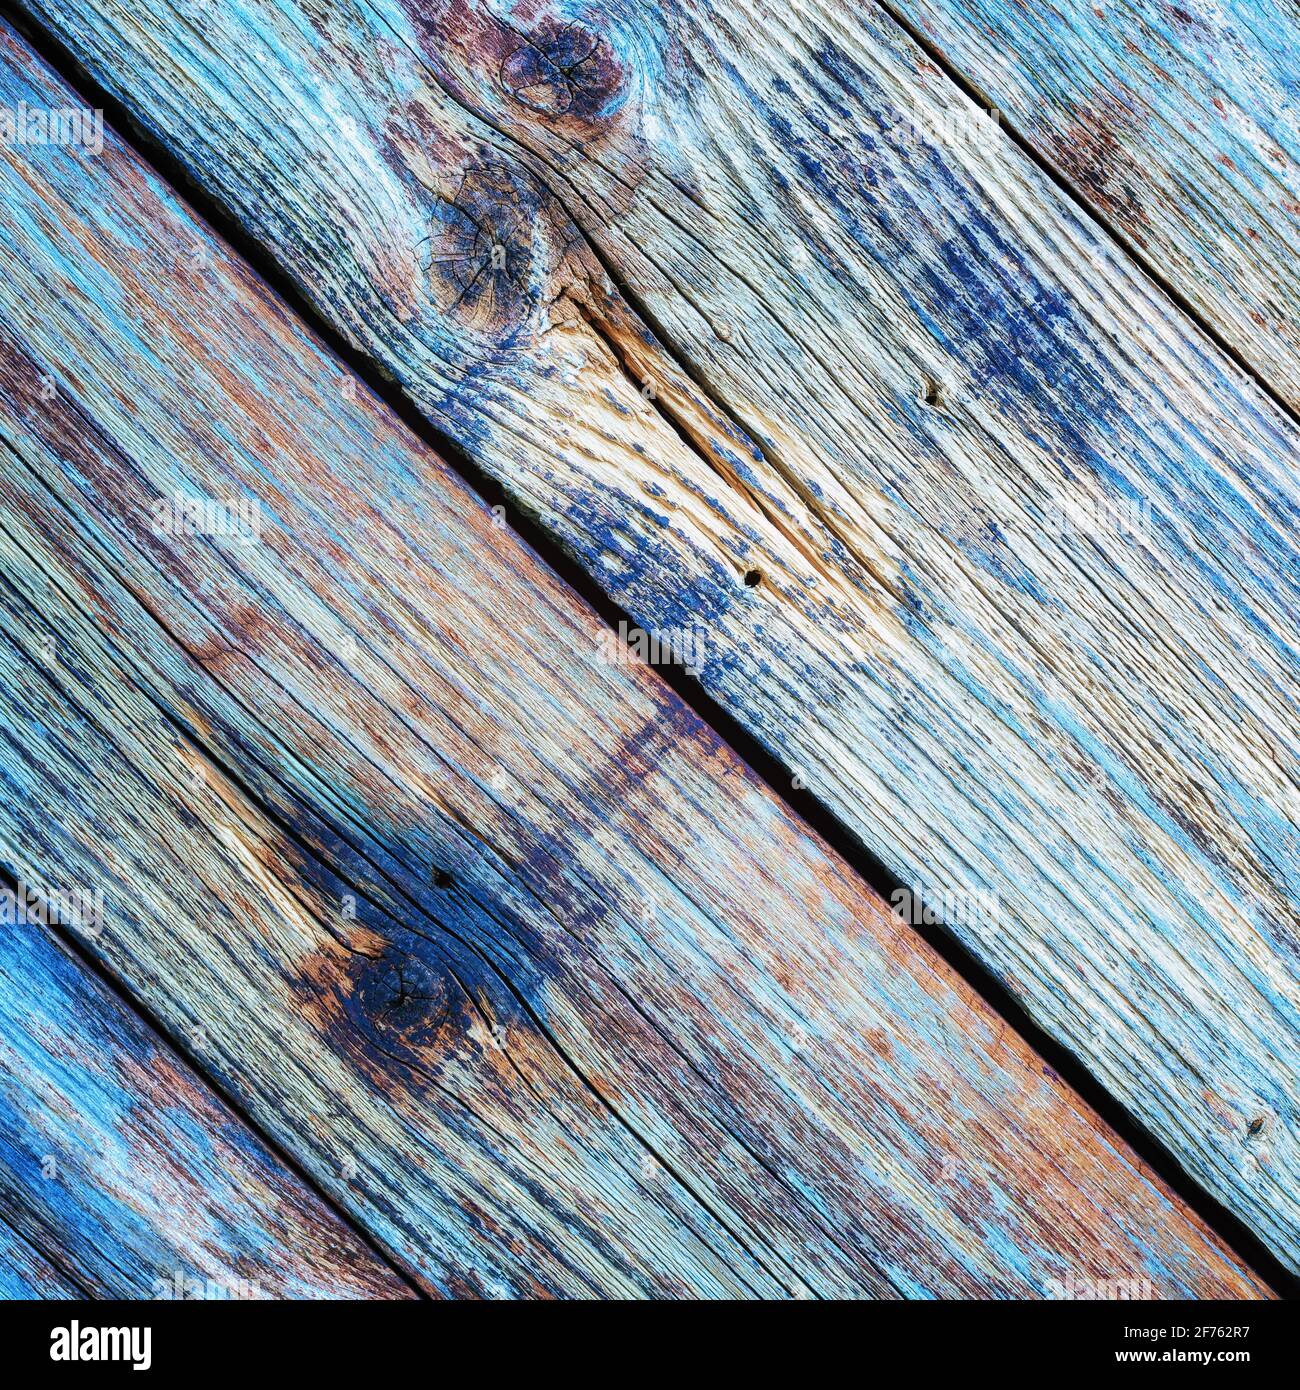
[888, 0, 1300, 406]
[0, 22, 1270, 1296]
[0, 1221, 83, 1298]
[18, 0, 1299, 1271]
[0, 902, 414, 1299]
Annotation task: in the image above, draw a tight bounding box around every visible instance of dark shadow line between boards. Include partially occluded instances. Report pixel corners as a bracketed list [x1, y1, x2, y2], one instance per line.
[0, 866, 431, 1301]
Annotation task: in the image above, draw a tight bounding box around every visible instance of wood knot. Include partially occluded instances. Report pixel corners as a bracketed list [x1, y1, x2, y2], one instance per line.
[352, 950, 451, 1052]
[500, 21, 625, 119]
[1245, 1113, 1271, 1142]
[920, 374, 947, 409]
[427, 163, 539, 336]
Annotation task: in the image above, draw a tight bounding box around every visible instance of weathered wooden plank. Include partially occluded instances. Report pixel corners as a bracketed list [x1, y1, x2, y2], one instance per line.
[0, 915, 415, 1299]
[21, 0, 1299, 1267]
[0, 1221, 84, 1298]
[888, 0, 1300, 406]
[0, 26, 1269, 1297]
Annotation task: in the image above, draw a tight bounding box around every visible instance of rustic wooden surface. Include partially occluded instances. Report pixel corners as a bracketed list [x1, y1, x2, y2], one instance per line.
[0, 1222, 84, 1299]
[889, 0, 1300, 407]
[0, 916, 415, 1299]
[20, 0, 1299, 1272]
[0, 23, 1274, 1297]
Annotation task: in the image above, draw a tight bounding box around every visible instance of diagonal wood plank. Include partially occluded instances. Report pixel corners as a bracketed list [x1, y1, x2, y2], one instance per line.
[0, 914, 416, 1299]
[886, 0, 1300, 407]
[0, 24, 1270, 1297]
[1, 1220, 85, 1298]
[20, 0, 1299, 1267]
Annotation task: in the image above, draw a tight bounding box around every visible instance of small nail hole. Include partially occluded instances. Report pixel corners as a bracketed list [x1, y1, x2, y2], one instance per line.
[1247, 1114, 1268, 1138]
[743, 568, 762, 588]
[920, 375, 945, 409]
[432, 868, 454, 889]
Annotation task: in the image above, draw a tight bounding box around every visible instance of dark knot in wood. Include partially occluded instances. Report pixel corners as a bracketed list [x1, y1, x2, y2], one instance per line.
[500, 21, 625, 119]
[353, 950, 451, 1051]
[426, 162, 538, 336]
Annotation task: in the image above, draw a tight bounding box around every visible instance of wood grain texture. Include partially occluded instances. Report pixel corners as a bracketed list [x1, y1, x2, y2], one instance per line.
[0, 24, 1271, 1298]
[0, 918, 415, 1300]
[22, 0, 1299, 1267]
[889, 0, 1300, 406]
[0, 1220, 84, 1298]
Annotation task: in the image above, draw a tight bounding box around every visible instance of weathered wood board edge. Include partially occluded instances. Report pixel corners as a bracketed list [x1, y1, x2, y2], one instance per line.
[888, 0, 1300, 409]
[0, 887, 417, 1299]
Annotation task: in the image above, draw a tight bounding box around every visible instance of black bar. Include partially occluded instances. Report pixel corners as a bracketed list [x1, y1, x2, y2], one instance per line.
[2, 1296, 1292, 1375]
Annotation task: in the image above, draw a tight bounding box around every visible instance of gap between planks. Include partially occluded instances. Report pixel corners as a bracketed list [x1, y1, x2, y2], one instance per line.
[0, 861, 427, 1299]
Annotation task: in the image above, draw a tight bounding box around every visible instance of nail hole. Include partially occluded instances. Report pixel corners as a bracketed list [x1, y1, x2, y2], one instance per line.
[432, 868, 454, 889]
[743, 568, 763, 588]
[1247, 1114, 1269, 1138]
[920, 375, 945, 409]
